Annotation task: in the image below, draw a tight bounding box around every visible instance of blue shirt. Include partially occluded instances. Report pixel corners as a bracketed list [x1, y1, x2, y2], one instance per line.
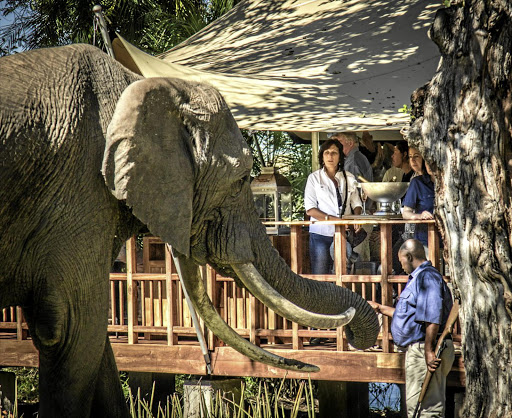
[402, 174, 434, 245]
[391, 261, 453, 348]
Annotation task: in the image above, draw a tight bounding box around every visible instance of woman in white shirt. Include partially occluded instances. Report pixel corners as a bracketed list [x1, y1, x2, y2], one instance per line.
[304, 139, 363, 274]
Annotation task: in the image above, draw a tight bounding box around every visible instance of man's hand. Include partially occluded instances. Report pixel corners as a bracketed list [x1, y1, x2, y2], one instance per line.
[419, 210, 434, 220]
[367, 301, 395, 318]
[368, 301, 380, 313]
[424, 322, 441, 372]
[425, 349, 441, 373]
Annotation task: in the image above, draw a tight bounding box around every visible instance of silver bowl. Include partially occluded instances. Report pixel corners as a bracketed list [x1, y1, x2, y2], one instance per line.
[360, 182, 409, 203]
[360, 182, 409, 215]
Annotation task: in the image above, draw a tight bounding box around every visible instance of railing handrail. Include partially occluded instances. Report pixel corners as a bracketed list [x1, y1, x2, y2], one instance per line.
[263, 219, 436, 225]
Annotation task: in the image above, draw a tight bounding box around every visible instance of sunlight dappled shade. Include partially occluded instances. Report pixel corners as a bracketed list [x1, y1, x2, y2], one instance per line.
[114, 0, 440, 133]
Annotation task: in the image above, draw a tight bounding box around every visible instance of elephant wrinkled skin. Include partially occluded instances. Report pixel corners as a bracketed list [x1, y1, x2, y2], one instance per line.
[0, 44, 379, 417]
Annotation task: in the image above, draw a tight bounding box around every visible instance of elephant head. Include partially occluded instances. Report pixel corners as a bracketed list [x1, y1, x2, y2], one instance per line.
[103, 77, 380, 371]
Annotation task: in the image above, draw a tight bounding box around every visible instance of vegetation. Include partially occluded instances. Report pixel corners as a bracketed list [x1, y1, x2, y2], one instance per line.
[244, 130, 312, 220]
[0, 0, 241, 56]
[127, 377, 318, 418]
[3, 369, 400, 417]
[1, 367, 38, 404]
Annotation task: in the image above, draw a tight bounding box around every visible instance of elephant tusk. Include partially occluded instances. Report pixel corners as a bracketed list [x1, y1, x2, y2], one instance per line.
[172, 252, 320, 373]
[231, 263, 355, 329]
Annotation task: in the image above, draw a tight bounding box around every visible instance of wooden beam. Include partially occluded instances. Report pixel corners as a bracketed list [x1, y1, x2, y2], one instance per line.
[126, 237, 138, 344]
[380, 224, 392, 353]
[165, 246, 178, 345]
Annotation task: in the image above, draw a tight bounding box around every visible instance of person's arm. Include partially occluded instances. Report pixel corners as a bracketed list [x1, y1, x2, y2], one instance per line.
[368, 301, 395, 318]
[402, 206, 434, 220]
[424, 322, 441, 372]
[304, 174, 328, 220]
[305, 208, 341, 221]
[348, 180, 363, 229]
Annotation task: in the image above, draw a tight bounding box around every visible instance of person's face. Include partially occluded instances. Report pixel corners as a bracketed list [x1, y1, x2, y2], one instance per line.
[323, 144, 340, 170]
[391, 146, 405, 168]
[335, 135, 352, 156]
[398, 251, 414, 275]
[409, 147, 423, 174]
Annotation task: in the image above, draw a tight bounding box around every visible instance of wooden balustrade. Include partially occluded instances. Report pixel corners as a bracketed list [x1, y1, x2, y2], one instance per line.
[99, 218, 458, 354]
[0, 218, 460, 356]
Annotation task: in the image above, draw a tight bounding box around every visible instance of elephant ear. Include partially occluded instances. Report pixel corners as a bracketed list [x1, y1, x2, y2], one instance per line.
[103, 78, 197, 256]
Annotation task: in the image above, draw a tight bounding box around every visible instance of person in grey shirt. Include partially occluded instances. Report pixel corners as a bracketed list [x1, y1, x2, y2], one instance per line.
[331, 131, 373, 182]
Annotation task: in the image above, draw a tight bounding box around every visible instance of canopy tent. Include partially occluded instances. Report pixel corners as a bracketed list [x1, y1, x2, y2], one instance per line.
[113, 0, 440, 137]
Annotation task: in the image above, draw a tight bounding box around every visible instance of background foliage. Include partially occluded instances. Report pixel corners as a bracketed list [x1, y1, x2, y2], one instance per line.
[0, 0, 241, 55]
[244, 130, 312, 220]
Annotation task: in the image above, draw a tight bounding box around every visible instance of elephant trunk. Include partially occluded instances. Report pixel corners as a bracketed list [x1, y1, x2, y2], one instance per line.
[249, 221, 379, 350]
[231, 263, 355, 329]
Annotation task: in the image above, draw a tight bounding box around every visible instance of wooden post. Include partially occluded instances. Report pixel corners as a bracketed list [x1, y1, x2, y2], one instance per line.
[428, 222, 440, 269]
[16, 306, 25, 341]
[380, 224, 392, 353]
[290, 224, 303, 274]
[335, 224, 347, 351]
[165, 245, 178, 345]
[291, 224, 303, 350]
[126, 237, 138, 344]
[311, 132, 320, 172]
[249, 293, 259, 345]
[334, 224, 347, 277]
[317, 380, 369, 418]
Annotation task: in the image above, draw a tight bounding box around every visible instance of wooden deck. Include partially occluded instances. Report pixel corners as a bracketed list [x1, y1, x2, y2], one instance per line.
[0, 219, 465, 386]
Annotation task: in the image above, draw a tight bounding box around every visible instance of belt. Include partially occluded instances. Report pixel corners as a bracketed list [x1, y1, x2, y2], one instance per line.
[419, 334, 453, 343]
[399, 334, 452, 350]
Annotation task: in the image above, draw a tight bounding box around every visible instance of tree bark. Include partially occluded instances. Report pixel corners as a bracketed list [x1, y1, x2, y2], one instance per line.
[405, 1, 512, 416]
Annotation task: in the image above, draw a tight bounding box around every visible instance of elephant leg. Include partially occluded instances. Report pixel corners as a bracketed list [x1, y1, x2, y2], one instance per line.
[23, 249, 127, 417]
[91, 337, 130, 418]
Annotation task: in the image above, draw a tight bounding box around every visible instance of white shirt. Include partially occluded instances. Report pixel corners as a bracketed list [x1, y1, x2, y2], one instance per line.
[304, 168, 363, 237]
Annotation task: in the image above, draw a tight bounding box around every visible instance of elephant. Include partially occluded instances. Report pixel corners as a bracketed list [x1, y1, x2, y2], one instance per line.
[0, 44, 379, 417]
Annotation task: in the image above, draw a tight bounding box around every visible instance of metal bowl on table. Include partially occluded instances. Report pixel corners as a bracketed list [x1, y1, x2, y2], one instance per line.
[359, 182, 409, 215]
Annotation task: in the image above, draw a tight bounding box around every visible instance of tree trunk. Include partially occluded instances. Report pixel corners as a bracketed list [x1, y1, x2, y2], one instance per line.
[405, 1, 512, 416]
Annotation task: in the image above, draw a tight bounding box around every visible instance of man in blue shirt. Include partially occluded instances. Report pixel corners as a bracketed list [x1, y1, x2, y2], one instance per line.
[369, 239, 454, 417]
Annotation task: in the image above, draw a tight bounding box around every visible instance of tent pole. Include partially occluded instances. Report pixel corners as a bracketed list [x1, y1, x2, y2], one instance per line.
[93, 5, 115, 58]
[311, 132, 320, 172]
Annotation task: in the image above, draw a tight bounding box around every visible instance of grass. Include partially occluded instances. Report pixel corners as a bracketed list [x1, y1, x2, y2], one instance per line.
[126, 377, 317, 418]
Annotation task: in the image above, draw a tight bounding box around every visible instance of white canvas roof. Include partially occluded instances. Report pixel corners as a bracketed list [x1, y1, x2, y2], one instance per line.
[114, 0, 441, 134]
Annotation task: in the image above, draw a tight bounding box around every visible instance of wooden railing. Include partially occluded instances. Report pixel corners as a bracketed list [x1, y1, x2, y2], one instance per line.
[0, 219, 461, 355]
[102, 219, 460, 353]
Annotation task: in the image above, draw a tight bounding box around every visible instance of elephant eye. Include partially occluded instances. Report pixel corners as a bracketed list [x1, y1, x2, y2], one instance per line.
[231, 175, 249, 197]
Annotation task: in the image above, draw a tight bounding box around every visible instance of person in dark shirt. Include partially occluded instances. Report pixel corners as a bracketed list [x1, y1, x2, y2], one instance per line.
[383, 140, 414, 275]
[382, 140, 413, 182]
[402, 148, 434, 248]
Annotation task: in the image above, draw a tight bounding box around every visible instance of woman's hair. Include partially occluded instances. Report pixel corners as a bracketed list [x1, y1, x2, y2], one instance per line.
[396, 140, 409, 157]
[318, 139, 344, 171]
[420, 159, 427, 175]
